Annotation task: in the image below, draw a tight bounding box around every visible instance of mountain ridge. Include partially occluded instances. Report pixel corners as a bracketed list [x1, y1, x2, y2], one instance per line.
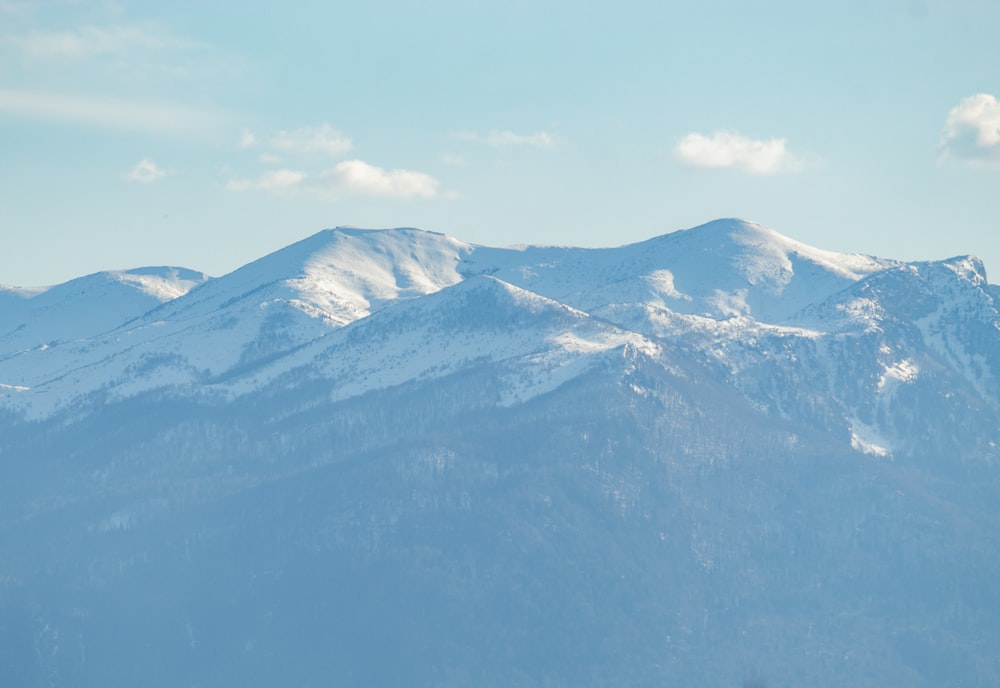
[1, 218, 998, 463]
[3, 218, 1000, 687]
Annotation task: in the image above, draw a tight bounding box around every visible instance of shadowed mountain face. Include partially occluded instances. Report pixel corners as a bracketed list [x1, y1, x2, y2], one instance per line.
[2, 219, 999, 687]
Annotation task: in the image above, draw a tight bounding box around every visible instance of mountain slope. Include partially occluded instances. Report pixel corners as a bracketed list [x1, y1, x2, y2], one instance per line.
[0, 229, 472, 418]
[2, 220, 998, 459]
[0, 267, 209, 354]
[220, 275, 661, 407]
[150, 226, 472, 326]
[2, 219, 1000, 687]
[2, 330, 998, 688]
[461, 218, 896, 323]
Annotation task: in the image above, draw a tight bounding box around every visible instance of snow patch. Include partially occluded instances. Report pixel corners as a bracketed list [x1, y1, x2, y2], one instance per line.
[642, 269, 688, 301]
[878, 358, 918, 391]
[849, 420, 892, 457]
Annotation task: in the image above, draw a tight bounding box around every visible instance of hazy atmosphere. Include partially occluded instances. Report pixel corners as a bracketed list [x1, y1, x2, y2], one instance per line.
[4, 3, 1000, 687]
[2, 0, 999, 286]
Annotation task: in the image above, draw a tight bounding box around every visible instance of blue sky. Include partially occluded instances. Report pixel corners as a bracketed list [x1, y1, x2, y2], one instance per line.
[1, 0, 998, 286]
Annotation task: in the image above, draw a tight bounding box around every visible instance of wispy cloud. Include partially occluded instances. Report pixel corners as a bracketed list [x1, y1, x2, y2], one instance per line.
[271, 124, 353, 156]
[941, 93, 1000, 167]
[0, 87, 228, 134]
[226, 169, 307, 193]
[240, 123, 353, 157]
[126, 159, 166, 183]
[226, 160, 441, 199]
[0, 1, 32, 17]
[454, 129, 557, 148]
[5, 24, 202, 59]
[438, 152, 466, 167]
[2, 18, 245, 87]
[675, 131, 799, 174]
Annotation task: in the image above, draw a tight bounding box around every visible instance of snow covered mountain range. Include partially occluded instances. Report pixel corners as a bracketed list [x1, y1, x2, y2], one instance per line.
[3, 219, 1000, 687]
[3, 218, 998, 460]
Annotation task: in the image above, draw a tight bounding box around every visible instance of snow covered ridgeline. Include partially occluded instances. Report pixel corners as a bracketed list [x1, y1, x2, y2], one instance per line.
[1, 218, 998, 460]
[0, 266, 210, 349]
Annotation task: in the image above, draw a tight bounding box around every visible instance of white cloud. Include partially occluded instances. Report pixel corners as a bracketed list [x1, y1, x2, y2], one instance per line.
[226, 145, 441, 199]
[454, 129, 556, 148]
[438, 152, 466, 167]
[227, 161, 439, 198]
[0, 87, 228, 134]
[324, 160, 439, 198]
[5, 25, 200, 59]
[227, 169, 307, 193]
[270, 123, 352, 156]
[675, 131, 799, 174]
[126, 159, 166, 183]
[238, 124, 350, 160]
[941, 93, 1000, 166]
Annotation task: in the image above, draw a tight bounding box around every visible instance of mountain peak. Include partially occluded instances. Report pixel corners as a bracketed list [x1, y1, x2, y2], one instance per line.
[679, 216, 770, 237]
[669, 218, 887, 282]
[325, 225, 452, 238]
[941, 254, 988, 286]
[151, 225, 474, 327]
[0, 265, 210, 351]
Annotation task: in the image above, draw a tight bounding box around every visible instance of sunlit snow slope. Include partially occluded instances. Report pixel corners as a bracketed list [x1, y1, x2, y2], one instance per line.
[1, 218, 998, 460]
